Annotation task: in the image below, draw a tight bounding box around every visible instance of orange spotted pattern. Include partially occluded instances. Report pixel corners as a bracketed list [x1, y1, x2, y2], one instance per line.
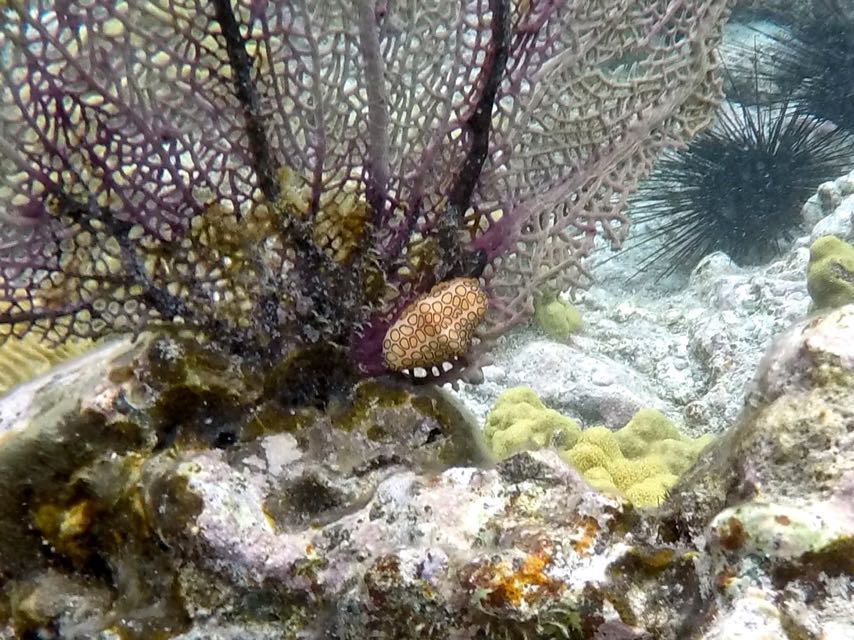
[382, 277, 488, 371]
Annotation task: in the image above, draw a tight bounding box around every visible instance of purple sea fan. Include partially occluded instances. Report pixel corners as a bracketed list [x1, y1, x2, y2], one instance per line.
[0, 0, 733, 388]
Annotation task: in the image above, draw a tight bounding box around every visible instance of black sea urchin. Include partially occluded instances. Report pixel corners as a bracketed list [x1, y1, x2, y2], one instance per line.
[626, 94, 854, 277]
[763, 17, 854, 133]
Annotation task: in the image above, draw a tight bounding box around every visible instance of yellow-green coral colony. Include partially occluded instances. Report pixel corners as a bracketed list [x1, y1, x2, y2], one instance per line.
[483, 386, 582, 457]
[0, 334, 93, 395]
[483, 388, 713, 506]
[807, 235, 854, 310]
[533, 295, 582, 342]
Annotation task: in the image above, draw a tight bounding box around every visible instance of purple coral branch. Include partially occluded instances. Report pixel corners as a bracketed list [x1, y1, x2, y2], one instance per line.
[356, 0, 391, 218]
[446, 0, 511, 217]
[1, 6, 213, 238]
[432, 0, 512, 280]
[212, 0, 279, 202]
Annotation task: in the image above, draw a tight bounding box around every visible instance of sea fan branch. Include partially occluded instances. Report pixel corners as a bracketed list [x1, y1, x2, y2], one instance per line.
[355, 0, 391, 217]
[212, 0, 280, 201]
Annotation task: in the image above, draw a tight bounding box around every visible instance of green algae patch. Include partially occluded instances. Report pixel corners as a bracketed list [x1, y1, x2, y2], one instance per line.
[256, 379, 486, 531]
[1, 410, 191, 639]
[331, 379, 412, 433]
[609, 547, 676, 578]
[330, 379, 488, 468]
[139, 334, 359, 447]
[0, 406, 148, 577]
[263, 343, 356, 410]
[243, 400, 314, 439]
[150, 384, 249, 450]
[143, 333, 254, 393]
[0, 334, 327, 638]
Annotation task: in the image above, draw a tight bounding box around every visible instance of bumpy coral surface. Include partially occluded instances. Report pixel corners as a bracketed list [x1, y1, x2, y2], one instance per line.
[483, 386, 581, 458]
[533, 295, 582, 342]
[563, 414, 713, 506]
[484, 388, 712, 505]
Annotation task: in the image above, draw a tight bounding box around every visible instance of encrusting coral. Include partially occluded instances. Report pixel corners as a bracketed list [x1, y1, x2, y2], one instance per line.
[484, 389, 713, 506]
[807, 235, 854, 309]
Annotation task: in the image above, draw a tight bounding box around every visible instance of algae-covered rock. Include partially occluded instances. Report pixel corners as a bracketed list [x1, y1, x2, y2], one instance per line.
[0, 337, 194, 640]
[4, 307, 854, 639]
[0, 338, 143, 572]
[534, 295, 582, 342]
[807, 235, 854, 309]
[4, 570, 113, 639]
[660, 304, 854, 639]
[0, 333, 487, 639]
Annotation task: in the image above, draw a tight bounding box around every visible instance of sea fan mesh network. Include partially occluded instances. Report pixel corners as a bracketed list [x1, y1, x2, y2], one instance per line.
[0, 0, 733, 377]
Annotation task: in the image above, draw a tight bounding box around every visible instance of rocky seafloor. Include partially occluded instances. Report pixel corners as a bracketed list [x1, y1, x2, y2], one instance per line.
[2, 179, 854, 638]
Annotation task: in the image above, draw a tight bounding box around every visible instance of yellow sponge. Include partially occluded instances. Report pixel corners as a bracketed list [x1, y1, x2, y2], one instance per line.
[484, 386, 581, 459]
[483, 389, 713, 506]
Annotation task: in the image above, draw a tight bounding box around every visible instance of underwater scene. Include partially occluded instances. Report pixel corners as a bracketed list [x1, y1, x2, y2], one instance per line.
[1, 0, 854, 638]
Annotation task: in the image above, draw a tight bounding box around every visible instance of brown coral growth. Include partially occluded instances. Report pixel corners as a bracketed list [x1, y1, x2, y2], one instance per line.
[463, 551, 564, 610]
[382, 278, 488, 373]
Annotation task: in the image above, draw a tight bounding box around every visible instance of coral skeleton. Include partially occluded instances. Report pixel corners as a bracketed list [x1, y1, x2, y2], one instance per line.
[0, 0, 733, 383]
